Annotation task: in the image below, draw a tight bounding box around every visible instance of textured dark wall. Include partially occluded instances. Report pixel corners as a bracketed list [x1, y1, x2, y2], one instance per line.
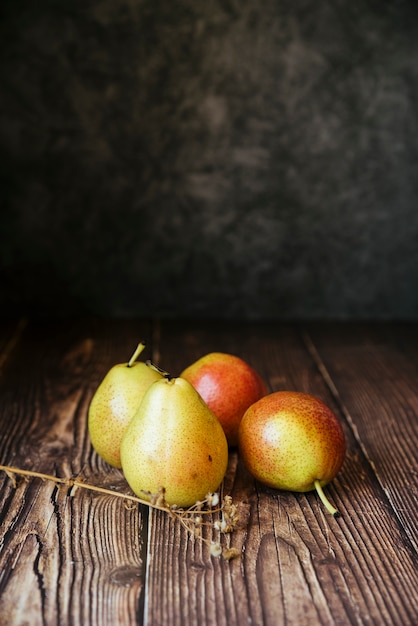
[1, 1, 418, 319]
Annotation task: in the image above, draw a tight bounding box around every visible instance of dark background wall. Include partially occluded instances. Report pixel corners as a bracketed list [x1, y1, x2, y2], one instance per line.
[1, 1, 417, 320]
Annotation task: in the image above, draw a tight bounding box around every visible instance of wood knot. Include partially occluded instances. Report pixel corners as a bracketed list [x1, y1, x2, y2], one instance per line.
[109, 567, 143, 587]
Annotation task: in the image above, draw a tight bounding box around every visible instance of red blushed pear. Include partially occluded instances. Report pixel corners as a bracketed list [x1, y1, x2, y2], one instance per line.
[238, 391, 346, 516]
[180, 352, 268, 447]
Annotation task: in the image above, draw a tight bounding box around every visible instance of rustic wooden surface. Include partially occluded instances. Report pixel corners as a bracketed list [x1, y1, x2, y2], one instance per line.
[0, 319, 417, 626]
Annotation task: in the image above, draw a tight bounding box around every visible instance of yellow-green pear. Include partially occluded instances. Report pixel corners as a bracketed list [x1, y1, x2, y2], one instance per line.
[120, 377, 229, 508]
[88, 343, 163, 468]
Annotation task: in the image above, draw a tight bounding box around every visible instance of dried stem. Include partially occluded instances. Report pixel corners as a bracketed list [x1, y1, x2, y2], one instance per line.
[0, 464, 240, 560]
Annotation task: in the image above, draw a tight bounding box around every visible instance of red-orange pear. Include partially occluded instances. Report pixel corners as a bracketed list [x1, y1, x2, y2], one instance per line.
[238, 391, 346, 516]
[180, 352, 268, 447]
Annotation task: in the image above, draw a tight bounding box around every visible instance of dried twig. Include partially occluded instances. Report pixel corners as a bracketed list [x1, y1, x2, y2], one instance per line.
[0, 464, 240, 560]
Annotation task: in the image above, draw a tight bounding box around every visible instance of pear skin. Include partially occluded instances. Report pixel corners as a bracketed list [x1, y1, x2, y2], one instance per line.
[238, 391, 346, 513]
[88, 345, 163, 468]
[180, 352, 267, 447]
[120, 377, 229, 508]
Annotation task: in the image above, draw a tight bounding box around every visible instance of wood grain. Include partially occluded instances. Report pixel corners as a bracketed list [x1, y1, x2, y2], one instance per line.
[304, 322, 418, 550]
[0, 319, 154, 626]
[148, 321, 418, 626]
[0, 320, 417, 625]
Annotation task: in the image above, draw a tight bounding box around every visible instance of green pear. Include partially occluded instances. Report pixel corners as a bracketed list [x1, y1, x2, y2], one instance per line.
[120, 377, 229, 508]
[88, 343, 163, 468]
[238, 391, 346, 516]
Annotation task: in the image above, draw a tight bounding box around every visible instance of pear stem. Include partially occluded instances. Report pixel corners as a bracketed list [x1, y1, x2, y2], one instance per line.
[314, 480, 340, 518]
[127, 342, 146, 367]
[145, 360, 171, 378]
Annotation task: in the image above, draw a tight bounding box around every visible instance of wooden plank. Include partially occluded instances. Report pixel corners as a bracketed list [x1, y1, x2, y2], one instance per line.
[304, 322, 418, 550]
[143, 320, 418, 626]
[0, 320, 417, 626]
[0, 319, 154, 625]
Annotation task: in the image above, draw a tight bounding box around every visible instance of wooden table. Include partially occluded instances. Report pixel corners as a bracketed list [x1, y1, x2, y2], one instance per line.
[0, 319, 417, 625]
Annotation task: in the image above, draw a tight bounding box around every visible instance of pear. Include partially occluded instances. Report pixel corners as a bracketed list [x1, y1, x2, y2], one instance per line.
[238, 391, 346, 516]
[180, 352, 267, 447]
[88, 343, 163, 468]
[120, 376, 229, 508]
